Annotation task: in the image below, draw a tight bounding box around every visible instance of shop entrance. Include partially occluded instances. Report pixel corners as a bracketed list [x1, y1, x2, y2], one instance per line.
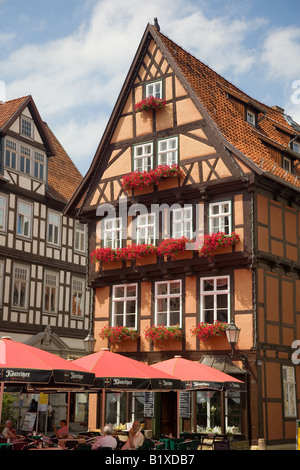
[161, 391, 177, 436]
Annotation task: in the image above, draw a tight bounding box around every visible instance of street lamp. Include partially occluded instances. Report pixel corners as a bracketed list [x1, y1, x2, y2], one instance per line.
[84, 330, 96, 355]
[226, 321, 240, 356]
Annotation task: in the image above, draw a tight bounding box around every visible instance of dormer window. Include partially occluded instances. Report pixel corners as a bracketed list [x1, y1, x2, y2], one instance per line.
[145, 80, 163, 99]
[246, 109, 256, 126]
[283, 156, 292, 172]
[292, 141, 300, 153]
[21, 116, 33, 139]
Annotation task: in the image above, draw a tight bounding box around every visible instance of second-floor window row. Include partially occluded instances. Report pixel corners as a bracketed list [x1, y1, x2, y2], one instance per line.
[101, 201, 232, 248]
[110, 276, 230, 329]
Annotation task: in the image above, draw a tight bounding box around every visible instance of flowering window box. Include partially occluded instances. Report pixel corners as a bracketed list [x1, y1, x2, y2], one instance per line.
[156, 237, 188, 259]
[198, 231, 240, 260]
[121, 164, 183, 193]
[99, 325, 140, 344]
[134, 96, 166, 112]
[190, 321, 229, 341]
[144, 324, 183, 344]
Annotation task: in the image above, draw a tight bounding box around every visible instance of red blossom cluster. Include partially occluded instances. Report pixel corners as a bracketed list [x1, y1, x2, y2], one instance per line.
[134, 96, 166, 112]
[90, 237, 189, 264]
[121, 164, 183, 193]
[99, 325, 140, 343]
[199, 231, 240, 260]
[190, 321, 229, 341]
[90, 243, 157, 264]
[156, 237, 189, 258]
[144, 324, 183, 344]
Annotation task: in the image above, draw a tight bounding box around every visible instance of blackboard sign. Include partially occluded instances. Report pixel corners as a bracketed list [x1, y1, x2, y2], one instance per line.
[144, 391, 154, 417]
[179, 391, 190, 418]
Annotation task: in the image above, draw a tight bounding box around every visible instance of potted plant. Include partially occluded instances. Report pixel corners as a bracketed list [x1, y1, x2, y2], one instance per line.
[134, 96, 166, 112]
[121, 164, 183, 193]
[190, 321, 229, 341]
[198, 231, 240, 261]
[144, 324, 183, 344]
[99, 325, 140, 344]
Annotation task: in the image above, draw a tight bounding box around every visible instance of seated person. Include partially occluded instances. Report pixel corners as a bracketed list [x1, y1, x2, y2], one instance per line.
[92, 425, 117, 450]
[52, 419, 69, 439]
[121, 421, 144, 450]
[2, 420, 18, 441]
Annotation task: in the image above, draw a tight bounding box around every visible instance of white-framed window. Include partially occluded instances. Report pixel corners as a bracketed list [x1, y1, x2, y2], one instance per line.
[5, 139, 17, 170]
[12, 264, 29, 309]
[293, 142, 300, 153]
[283, 366, 297, 418]
[17, 200, 32, 238]
[136, 213, 156, 245]
[283, 156, 292, 172]
[157, 136, 178, 166]
[0, 260, 4, 306]
[0, 194, 7, 232]
[47, 211, 61, 246]
[145, 80, 162, 99]
[172, 206, 193, 239]
[43, 271, 59, 314]
[200, 276, 230, 323]
[209, 201, 232, 235]
[74, 221, 86, 253]
[246, 109, 255, 126]
[21, 115, 33, 139]
[133, 142, 153, 172]
[34, 151, 45, 180]
[112, 284, 138, 329]
[155, 280, 182, 327]
[71, 278, 85, 317]
[20, 145, 31, 175]
[103, 218, 122, 249]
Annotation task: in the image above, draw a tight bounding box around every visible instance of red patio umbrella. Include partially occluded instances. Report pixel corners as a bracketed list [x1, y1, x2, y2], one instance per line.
[151, 356, 244, 391]
[73, 349, 182, 429]
[0, 337, 95, 424]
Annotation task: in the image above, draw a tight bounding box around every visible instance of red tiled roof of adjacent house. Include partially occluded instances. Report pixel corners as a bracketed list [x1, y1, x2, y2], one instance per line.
[44, 123, 83, 203]
[0, 96, 29, 129]
[156, 28, 300, 189]
[0, 96, 82, 203]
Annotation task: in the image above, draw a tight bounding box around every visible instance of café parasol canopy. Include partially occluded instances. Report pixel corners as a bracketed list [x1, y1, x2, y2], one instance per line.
[72, 348, 182, 391]
[0, 336, 95, 423]
[150, 356, 245, 391]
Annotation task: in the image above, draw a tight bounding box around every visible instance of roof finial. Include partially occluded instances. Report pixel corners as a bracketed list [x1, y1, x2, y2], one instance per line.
[153, 18, 160, 32]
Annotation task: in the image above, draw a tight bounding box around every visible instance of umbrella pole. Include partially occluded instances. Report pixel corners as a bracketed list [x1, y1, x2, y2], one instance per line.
[177, 391, 180, 438]
[67, 392, 71, 430]
[101, 389, 105, 430]
[0, 382, 4, 425]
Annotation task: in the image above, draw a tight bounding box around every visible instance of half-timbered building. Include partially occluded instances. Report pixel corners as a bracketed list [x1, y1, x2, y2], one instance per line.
[64, 23, 300, 446]
[0, 95, 91, 357]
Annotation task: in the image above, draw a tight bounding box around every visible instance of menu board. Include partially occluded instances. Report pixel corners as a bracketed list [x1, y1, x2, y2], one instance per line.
[144, 392, 154, 417]
[22, 412, 37, 432]
[179, 391, 190, 418]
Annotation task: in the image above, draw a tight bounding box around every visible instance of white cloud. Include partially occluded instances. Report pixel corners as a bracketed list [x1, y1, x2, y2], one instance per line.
[261, 26, 300, 80]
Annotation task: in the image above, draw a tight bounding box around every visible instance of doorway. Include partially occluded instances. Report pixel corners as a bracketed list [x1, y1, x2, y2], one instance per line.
[161, 391, 177, 436]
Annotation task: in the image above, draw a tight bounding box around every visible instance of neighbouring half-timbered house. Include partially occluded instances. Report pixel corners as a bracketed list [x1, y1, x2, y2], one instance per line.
[0, 95, 91, 429]
[64, 23, 300, 446]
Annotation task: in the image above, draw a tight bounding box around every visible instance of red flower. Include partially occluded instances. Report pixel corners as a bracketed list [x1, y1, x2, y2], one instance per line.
[121, 164, 183, 193]
[99, 325, 139, 343]
[144, 324, 182, 344]
[134, 96, 166, 112]
[190, 321, 229, 341]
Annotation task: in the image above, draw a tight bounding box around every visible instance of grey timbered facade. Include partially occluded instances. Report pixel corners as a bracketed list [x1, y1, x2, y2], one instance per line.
[0, 96, 90, 358]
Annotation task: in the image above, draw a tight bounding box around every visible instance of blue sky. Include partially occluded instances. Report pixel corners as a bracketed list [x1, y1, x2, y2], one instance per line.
[1, 0, 300, 176]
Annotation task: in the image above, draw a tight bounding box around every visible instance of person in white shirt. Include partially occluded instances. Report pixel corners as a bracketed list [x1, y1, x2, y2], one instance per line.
[92, 425, 117, 450]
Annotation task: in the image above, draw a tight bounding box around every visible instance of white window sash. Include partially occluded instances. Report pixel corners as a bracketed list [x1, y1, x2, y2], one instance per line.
[71, 278, 85, 316]
[12, 265, 29, 309]
[155, 280, 182, 327]
[47, 212, 61, 245]
[74, 221, 86, 252]
[17, 201, 32, 238]
[103, 218, 122, 249]
[133, 143, 153, 172]
[157, 137, 178, 166]
[145, 81, 162, 99]
[209, 201, 232, 235]
[43, 272, 59, 313]
[200, 276, 230, 323]
[136, 213, 156, 245]
[112, 284, 138, 329]
[172, 207, 193, 239]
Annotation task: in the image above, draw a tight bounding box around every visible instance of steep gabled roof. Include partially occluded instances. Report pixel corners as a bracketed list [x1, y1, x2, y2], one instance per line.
[44, 123, 83, 204]
[0, 95, 82, 204]
[64, 23, 300, 216]
[156, 28, 300, 188]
